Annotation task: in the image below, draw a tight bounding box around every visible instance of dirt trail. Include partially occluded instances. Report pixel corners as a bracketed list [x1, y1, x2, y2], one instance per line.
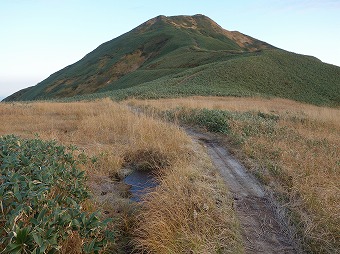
[186, 129, 301, 254]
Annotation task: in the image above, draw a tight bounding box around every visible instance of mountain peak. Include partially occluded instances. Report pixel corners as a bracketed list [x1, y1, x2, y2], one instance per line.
[7, 14, 339, 107]
[135, 14, 218, 31]
[4, 14, 277, 101]
[134, 14, 272, 51]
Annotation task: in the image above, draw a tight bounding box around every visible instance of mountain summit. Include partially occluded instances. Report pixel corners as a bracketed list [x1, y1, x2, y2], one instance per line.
[132, 14, 273, 51]
[4, 14, 340, 105]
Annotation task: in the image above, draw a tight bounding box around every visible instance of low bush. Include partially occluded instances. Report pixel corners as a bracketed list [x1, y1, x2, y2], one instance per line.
[165, 108, 231, 133]
[0, 135, 113, 253]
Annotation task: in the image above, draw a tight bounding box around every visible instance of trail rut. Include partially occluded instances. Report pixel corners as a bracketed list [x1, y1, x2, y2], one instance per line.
[187, 129, 301, 254]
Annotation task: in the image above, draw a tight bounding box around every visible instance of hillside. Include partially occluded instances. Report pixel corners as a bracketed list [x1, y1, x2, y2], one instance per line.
[4, 14, 340, 106]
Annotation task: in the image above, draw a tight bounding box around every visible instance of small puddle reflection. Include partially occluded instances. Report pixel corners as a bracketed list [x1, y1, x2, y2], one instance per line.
[123, 170, 158, 202]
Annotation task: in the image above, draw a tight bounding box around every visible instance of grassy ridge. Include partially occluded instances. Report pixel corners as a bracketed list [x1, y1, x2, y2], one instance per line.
[116, 50, 340, 106]
[15, 48, 340, 107]
[47, 49, 340, 107]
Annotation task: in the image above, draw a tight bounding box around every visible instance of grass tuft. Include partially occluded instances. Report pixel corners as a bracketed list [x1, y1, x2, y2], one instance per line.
[123, 148, 170, 171]
[134, 161, 244, 253]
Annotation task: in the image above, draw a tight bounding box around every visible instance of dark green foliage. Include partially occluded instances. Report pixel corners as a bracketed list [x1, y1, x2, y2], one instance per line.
[0, 135, 113, 253]
[160, 107, 279, 139]
[164, 108, 231, 133]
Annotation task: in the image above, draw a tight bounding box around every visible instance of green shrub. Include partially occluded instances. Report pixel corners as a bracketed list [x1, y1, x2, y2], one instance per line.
[163, 108, 230, 133]
[0, 135, 113, 253]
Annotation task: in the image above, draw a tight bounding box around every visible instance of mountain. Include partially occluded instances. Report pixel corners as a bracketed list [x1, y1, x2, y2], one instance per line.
[4, 14, 340, 106]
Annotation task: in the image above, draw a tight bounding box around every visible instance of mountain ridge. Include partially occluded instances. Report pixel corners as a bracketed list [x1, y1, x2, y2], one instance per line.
[3, 14, 340, 106]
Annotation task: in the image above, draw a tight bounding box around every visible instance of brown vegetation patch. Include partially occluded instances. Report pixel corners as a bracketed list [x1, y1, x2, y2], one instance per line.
[134, 155, 244, 253]
[45, 78, 77, 93]
[60, 231, 82, 254]
[168, 17, 198, 30]
[123, 148, 170, 171]
[109, 49, 146, 78]
[44, 49, 147, 98]
[44, 80, 63, 93]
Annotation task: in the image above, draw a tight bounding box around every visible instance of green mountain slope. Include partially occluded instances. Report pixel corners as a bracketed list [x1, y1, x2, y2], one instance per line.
[4, 14, 340, 106]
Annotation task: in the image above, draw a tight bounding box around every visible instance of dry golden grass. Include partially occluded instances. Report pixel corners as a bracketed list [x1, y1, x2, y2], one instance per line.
[0, 98, 190, 174]
[126, 96, 340, 126]
[60, 231, 82, 254]
[127, 96, 340, 253]
[0, 98, 243, 253]
[134, 152, 243, 253]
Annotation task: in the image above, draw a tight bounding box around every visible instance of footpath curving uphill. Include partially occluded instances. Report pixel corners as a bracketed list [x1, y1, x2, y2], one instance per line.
[187, 129, 302, 254]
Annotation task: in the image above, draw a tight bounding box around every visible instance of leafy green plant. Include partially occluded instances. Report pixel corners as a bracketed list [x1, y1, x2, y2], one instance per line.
[162, 108, 231, 133]
[0, 135, 113, 253]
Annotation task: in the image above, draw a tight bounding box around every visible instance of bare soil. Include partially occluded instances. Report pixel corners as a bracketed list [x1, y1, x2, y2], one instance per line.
[186, 129, 303, 254]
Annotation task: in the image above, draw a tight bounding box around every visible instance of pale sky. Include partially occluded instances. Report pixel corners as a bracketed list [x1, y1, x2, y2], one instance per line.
[1, 0, 340, 99]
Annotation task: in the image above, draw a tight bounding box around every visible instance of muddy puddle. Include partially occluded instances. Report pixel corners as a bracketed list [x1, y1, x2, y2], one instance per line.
[123, 170, 158, 202]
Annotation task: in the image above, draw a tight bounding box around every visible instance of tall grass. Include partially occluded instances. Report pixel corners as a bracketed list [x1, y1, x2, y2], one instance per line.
[0, 99, 190, 174]
[0, 99, 243, 253]
[135, 162, 243, 253]
[126, 96, 340, 124]
[127, 96, 340, 253]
